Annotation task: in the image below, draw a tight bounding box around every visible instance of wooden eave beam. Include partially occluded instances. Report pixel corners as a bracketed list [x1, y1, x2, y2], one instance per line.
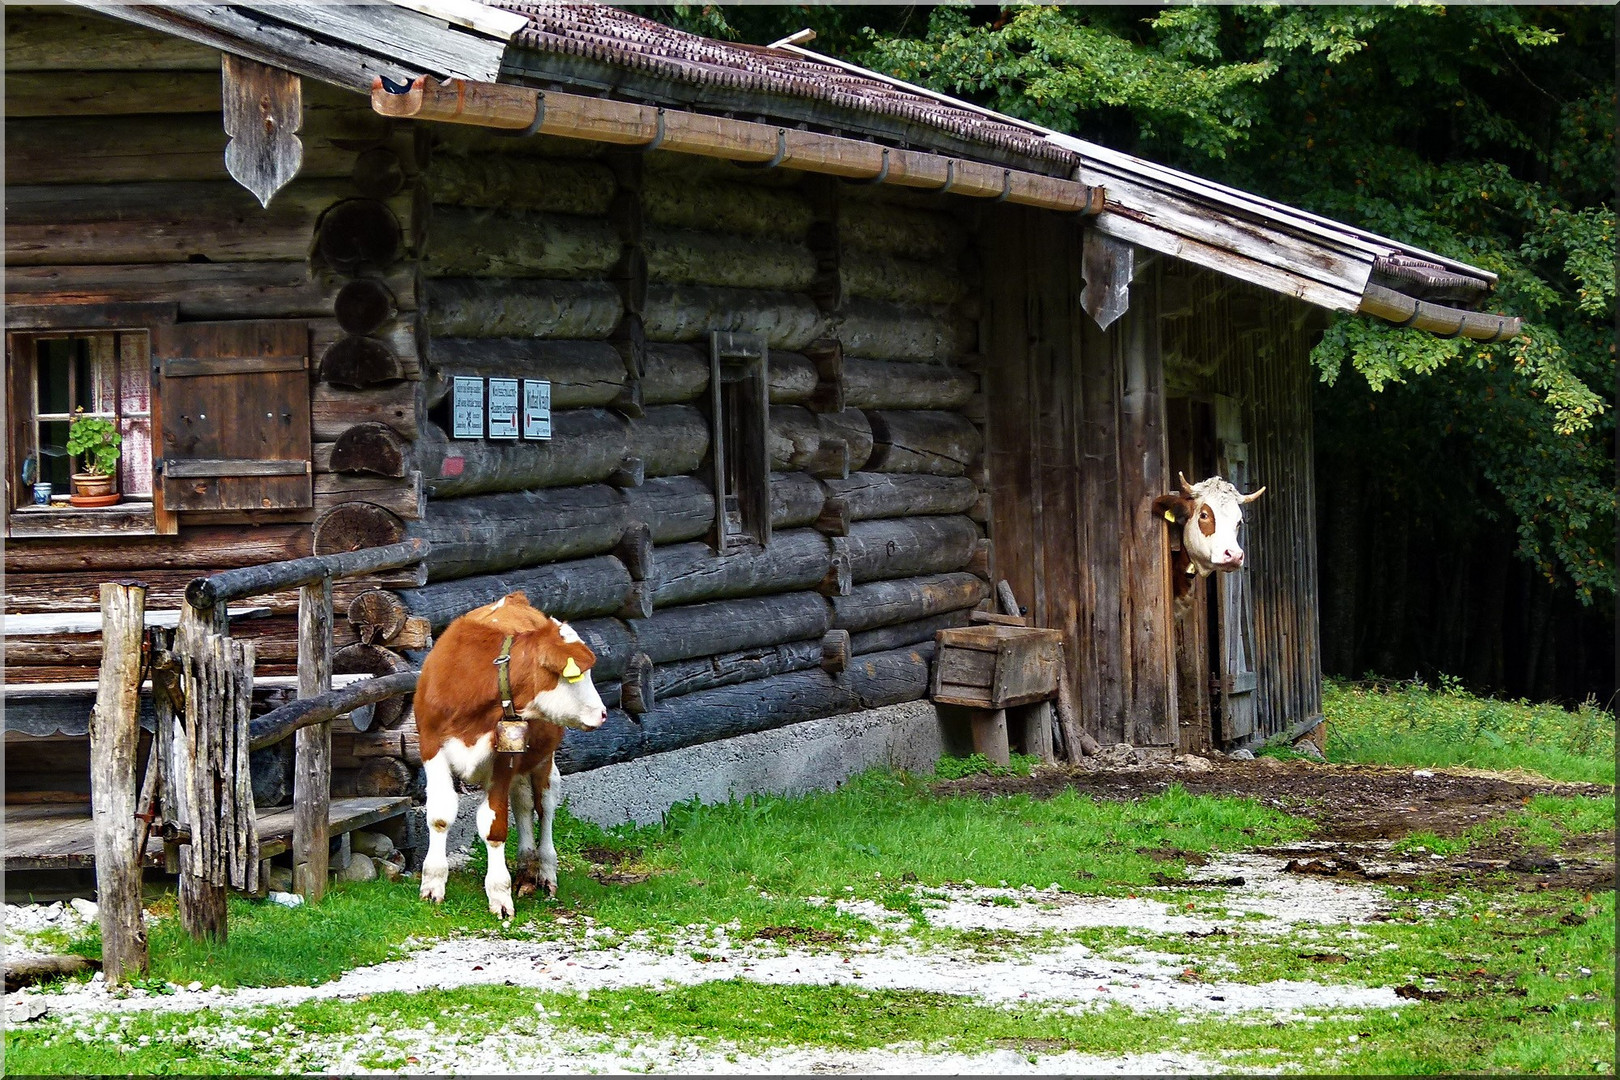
[1357, 283, 1522, 343]
[371, 77, 1106, 215]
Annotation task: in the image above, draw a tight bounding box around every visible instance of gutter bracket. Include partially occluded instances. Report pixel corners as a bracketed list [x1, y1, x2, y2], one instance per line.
[497, 91, 545, 138]
[734, 127, 787, 171]
[842, 146, 891, 186]
[632, 107, 667, 153]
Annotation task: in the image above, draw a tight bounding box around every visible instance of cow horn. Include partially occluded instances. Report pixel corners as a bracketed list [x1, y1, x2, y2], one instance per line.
[1239, 486, 1266, 503]
[1178, 471, 1192, 493]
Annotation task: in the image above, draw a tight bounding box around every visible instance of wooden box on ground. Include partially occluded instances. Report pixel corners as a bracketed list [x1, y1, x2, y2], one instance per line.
[931, 625, 1063, 709]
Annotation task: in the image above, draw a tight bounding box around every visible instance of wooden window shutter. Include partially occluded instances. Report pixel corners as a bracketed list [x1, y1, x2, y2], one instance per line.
[153, 321, 312, 512]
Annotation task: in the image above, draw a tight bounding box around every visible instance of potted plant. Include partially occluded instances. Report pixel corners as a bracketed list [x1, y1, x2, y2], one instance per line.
[66, 408, 122, 506]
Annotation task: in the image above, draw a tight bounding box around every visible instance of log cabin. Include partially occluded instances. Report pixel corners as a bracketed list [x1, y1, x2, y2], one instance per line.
[4, 2, 1519, 867]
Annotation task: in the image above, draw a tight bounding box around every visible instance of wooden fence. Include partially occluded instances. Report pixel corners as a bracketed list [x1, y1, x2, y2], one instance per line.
[88, 540, 428, 973]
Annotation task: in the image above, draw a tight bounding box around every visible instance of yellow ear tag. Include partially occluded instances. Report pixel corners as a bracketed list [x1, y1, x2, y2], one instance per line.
[561, 656, 584, 683]
[1164, 510, 1177, 523]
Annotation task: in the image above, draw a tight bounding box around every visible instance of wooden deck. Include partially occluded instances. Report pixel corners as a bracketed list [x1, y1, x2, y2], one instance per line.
[4, 796, 411, 872]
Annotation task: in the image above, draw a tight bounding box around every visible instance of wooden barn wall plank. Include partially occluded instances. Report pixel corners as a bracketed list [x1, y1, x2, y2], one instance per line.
[1077, 272, 1125, 746]
[1116, 268, 1176, 746]
[981, 206, 1039, 624]
[1152, 262, 1324, 747]
[981, 206, 1097, 742]
[1030, 215, 1084, 714]
[2, 15, 426, 718]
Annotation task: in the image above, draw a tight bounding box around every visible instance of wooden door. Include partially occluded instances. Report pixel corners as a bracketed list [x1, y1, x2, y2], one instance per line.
[153, 321, 312, 512]
[1214, 396, 1258, 743]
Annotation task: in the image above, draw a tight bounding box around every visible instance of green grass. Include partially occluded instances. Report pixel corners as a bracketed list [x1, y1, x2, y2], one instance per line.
[1389, 792, 1617, 857]
[13, 682, 1613, 1075]
[58, 871, 522, 990]
[561, 771, 1310, 937]
[1087, 889, 1612, 993]
[9, 885, 1614, 1075]
[932, 752, 1041, 780]
[1324, 676, 1617, 784]
[46, 769, 1308, 991]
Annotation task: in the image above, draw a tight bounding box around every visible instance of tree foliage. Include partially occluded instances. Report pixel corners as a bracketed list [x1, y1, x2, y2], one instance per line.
[639, 5, 1614, 604]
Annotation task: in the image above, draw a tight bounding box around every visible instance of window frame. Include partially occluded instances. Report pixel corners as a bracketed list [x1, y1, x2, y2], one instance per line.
[4, 303, 177, 538]
[708, 330, 772, 551]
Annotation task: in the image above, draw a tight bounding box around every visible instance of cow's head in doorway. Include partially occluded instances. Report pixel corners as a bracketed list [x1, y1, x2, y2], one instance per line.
[1153, 473, 1265, 594]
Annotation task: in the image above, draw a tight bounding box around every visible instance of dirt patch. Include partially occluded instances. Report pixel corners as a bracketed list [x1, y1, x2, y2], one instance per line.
[581, 844, 654, 885]
[1283, 856, 1374, 880]
[1138, 847, 1209, 866]
[936, 760, 1615, 893]
[754, 925, 845, 946]
[579, 844, 641, 867]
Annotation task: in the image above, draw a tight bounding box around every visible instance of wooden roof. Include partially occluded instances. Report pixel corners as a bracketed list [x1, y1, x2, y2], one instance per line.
[72, 0, 1514, 332]
[495, 3, 1074, 174]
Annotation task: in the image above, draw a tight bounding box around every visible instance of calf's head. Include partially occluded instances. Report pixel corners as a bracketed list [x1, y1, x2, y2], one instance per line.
[1153, 472, 1264, 576]
[471, 592, 609, 731]
[521, 619, 608, 731]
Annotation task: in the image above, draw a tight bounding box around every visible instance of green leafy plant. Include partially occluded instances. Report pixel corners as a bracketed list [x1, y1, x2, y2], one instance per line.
[65, 408, 121, 477]
[933, 753, 1040, 780]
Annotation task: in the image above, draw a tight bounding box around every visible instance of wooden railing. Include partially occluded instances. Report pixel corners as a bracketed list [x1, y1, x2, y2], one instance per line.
[67, 539, 434, 964]
[177, 539, 429, 925]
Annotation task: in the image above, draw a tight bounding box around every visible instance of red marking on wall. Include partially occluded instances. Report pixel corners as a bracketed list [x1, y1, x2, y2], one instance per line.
[442, 455, 465, 477]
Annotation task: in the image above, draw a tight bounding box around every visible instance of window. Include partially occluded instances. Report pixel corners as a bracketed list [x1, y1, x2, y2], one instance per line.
[5, 312, 313, 537]
[708, 330, 771, 550]
[6, 328, 157, 535]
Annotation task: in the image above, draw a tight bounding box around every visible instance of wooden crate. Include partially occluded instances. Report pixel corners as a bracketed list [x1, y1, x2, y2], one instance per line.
[931, 624, 1063, 709]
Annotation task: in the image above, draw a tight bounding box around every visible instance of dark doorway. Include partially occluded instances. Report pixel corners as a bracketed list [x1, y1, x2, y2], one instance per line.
[1165, 395, 1217, 753]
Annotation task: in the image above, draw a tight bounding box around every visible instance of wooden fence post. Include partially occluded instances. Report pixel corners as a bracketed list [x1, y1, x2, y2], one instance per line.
[176, 599, 229, 941]
[293, 575, 333, 899]
[150, 628, 182, 875]
[90, 581, 150, 984]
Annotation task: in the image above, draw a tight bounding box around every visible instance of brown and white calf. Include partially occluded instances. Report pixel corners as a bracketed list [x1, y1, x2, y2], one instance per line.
[1153, 472, 1265, 602]
[414, 592, 607, 916]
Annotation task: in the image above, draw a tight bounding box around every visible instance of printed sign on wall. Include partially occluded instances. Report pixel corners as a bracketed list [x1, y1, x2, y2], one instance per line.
[451, 376, 485, 439]
[487, 377, 520, 439]
[523, 379, 552, 440]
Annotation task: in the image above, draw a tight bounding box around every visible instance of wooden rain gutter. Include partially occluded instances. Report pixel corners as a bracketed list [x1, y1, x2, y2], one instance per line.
[1358, 283, 1522, 343]
[370, 76, 1107, 215]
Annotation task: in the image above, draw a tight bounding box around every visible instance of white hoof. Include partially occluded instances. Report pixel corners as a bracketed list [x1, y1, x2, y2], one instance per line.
[420, 863, 448, 903]
[487, 888, 515, 919]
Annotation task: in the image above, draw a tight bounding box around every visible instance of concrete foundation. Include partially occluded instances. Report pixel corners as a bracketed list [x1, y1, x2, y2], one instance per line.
[424, 700, 949, 858]
[565, 699, 948, 827]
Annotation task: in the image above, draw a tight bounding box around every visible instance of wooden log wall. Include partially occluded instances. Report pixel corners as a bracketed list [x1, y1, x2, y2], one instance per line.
[2, 10, 427, 711]
[392, 132, 994, 772]
[5, 17, 1021, 793]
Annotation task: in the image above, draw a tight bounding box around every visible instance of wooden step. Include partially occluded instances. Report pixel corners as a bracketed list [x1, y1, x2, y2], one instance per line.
[3, 796, 411, 871]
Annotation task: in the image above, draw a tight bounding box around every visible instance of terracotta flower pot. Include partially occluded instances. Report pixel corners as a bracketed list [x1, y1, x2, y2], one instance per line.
[69, 472, 119, 507]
